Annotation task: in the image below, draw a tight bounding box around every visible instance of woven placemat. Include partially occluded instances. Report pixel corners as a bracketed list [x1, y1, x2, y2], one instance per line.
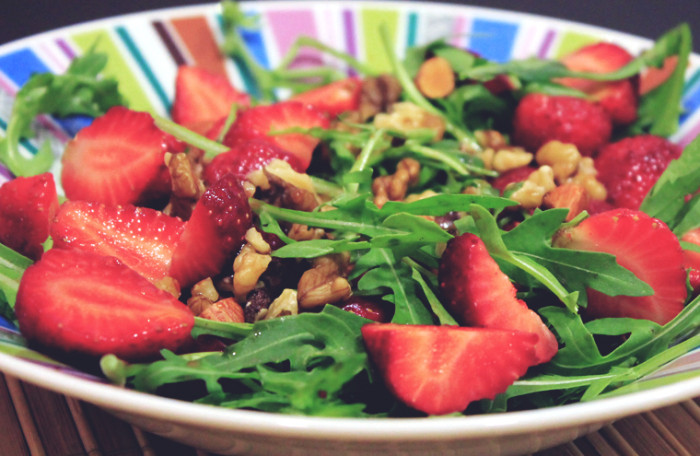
[2, 372, 699, 456]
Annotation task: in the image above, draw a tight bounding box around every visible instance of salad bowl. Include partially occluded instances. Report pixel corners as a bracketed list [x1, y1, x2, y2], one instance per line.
[1, 1, 700, 455]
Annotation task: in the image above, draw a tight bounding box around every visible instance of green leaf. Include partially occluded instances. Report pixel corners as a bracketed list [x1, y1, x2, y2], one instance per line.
[378, 193, 514, 216]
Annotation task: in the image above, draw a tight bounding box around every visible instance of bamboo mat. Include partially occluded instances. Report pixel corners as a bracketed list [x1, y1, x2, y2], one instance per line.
[1, 372, 699, 456]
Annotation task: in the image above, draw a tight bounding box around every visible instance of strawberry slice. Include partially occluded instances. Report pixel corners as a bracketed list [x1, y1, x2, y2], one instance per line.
[361, 323, 538, 415]
[438, 233, 558, 364]
[15, 248, 194, 360]
[595, 135, 682, 210]
[61, 106, 172, 206]
[559, 42, 637, 125]
[203, 139, 303, 186]
[681, 228, 700, 294]
[555, 209, 686, 324]
[491, 165, 536, 194]
[0, 173, 58, 260]
[289, 77, 362, 117]
[171, 65, 251, 135]
[51, 200, 185, 283]
[169, 174, 253, 288]
[219, 102, 329, 171]
[512, 93, 612, 157]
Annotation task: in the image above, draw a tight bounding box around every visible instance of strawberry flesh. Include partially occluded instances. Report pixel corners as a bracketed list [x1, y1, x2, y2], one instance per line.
[0, 173, 58, 260]
[595, 135, 682, 210]
[290, 77, 362, 117]
[169, 174, 253, 288]
[681, 228, 700, 294]
[219, 102, 329, 171]
[512, 93, 612, 156]
[439, 233, 558, 364]
[61, 106, 172, 206]
[51, 200, 185, 283]
[362, 323, 538, 415]
[16, 248, 194, 360]
[555, 208, 686, 324]
[171, 65, 250, 135]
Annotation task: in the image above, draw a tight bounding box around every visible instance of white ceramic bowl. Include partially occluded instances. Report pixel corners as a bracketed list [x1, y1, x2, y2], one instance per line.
[1, 2, 700, 455]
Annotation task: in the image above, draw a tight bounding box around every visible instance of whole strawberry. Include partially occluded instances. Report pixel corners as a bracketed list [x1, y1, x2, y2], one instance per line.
[595, 135, 681, 210]
[512, 93, 612, 156]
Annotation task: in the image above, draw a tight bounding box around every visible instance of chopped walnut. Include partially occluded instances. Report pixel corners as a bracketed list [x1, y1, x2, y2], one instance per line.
[569, 157, 607, 201]
[474, 130, 508, 150]
[245, 227, 271, 254]
[187, 277, 219, 315]
[232, 244, 272, 301]
[358, 74, 403, 121]
[491, 147, 533, 173]
[372, 158, 421, 208]
[199, 297, 245, 323]
[263, 160, 320, 212]
[535, 141, 582, 183]
[153, 276, 180, 298]
[162, 152, 206, 219]
[510, 165, 556, 209]
[288, 223, 326, 241]
[373, 102, 446, 141]
[297, 255, 352, 309]
[258, 289, 299, 321]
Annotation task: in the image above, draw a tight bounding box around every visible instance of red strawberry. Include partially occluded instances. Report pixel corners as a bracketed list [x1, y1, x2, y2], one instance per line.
[361, 323, 538, 415]
[219, 102, 329, 171]
[15, 248, 194, 360]
[171, 65, 251, 135]
[681, 228, 700, 294]
[491, 165, 536, 194]
[595, 135, 682, 210]
[439, 233, 558, 364]
[512, 93, 612, 156]
[289, 77, 362, 117]
[61, 106, 172, 206]
[169, 174, 253, 288]
[555, 208, 686, 324]
[0, 173, 58, 260]
[51, 200, 185, 283]
[559, 42, 638, 125]
[203, 139, 303, 186]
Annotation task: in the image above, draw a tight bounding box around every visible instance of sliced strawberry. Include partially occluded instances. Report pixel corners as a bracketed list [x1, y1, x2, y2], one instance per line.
[290, 77, 362, 117]
[512, 93, 612, 157]
[491, 165, 536, 194]
[171, 65, 251, 135]
[15, 248, 194, 360]
[361, 323, 538, 415]
[169, 174, 253, 288]
[542, 183, 589, 221]
[438, 233, 558, 364]
[51, 200, 185, 283]
[0, 173, 58, 260]
[220, 102, 329, 171]
[559, 42, 637, 125]
[595, 135, 682, 210]
[640, 55, 678, 95]
[61, 106, 172, 206]
[681, 228, 700, 294]
[555, 209, 686, 324]
[203, 139, 303, 186]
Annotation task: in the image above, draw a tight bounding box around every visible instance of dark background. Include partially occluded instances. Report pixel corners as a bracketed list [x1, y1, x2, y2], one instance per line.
[2, 0, 699, 48]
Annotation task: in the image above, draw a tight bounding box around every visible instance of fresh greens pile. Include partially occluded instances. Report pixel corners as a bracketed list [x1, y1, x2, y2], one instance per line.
[1, 1, 699, 418]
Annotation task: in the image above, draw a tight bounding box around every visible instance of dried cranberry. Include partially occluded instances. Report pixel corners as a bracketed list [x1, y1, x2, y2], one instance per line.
[340, 296, 392, 322]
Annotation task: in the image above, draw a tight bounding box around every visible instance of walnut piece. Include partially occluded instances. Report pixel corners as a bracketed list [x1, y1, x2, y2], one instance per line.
[297, 255, 351, 309]
[233, 244, 272, 301]
[372, 158, 421, 208]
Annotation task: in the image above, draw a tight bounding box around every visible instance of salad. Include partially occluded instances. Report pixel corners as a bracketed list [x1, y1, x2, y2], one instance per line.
[0, 1, 699, 418]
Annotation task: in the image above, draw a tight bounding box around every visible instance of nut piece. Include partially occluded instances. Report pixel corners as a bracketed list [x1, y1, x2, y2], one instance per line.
[415, 56, 456, 99]
[492, 147, 533, 173]
[187, 277, 219, 315]
[358, 74, 403, 121]
[259, 289, 299, 320]
[163, 152, 206, 219]
[373, 102, 446, 141]
[199, 297, 245, 323]
[233, 244, 272, 301]
[372, 158, 421, 208]
[535, 140, 582, 183]
[288, 224, 325, 241]
[245, 227, 271, 254]
[543, 183, 589, 221]
[297, 255, 352, 309]
[570, 157, 608, 201]
[510, 165, 556, 209]
[264, 160, 320, 212]
[475, 130, 508, 150]
[153, 276, 181, 298]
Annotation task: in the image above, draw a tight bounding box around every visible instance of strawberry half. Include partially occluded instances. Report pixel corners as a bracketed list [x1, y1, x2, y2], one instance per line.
[203, 139, 303, 186]
[555, 209, 686, 324]
[220, 102, 329, 171]
[559, 42, 638, 125]
[0, 173, 58, 260]
[51, 200, 185, 283]
[438, 233, 558, 364]
[171, 65, 251, 135]
[15, 248, 194, 360]
[169, 174, 253, 288]
[512, 93, 612, 156]
[595, 135, 682, 210]
[61, 106, 172, 206]
[290, 77, 362, 117]
[361, 323, 538, 415]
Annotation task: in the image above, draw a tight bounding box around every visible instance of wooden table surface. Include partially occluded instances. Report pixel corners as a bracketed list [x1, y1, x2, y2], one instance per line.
[1, 372, 699, 456]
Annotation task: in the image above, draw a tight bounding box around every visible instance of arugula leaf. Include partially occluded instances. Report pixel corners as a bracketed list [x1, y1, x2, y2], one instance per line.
[0, 51, 124, 177]
[640, 134, 700, 229]
[0, 243, 32, 324]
